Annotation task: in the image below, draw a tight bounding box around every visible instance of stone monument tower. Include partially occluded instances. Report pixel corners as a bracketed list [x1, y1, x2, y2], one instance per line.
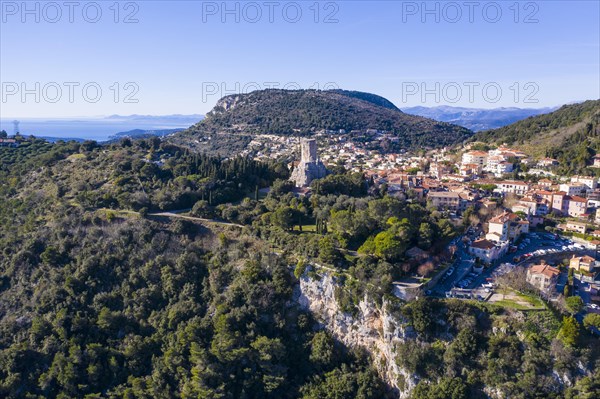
[291, 139, 327, 187]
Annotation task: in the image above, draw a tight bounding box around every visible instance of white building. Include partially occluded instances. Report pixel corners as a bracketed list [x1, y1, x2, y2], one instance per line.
[469, 238, 509, 264]
[560, 183, 587, 196]
[486, 211, 529, 243]
[462, 151, 488, 167]
[570, 176, 597, 190]
[527, 264, 560, 292]
[494, 181, 530, 196]
[487, 160, 514, 177]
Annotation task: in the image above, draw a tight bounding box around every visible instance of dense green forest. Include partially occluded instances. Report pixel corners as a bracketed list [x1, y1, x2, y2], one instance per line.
[472, 100, 600, 175]
[399, 298, 600, 399]
[0, 137, 288, 213]
[177, 89, 472, 150]
[0, 137, 598, 398]
[0, 139, 387, 398]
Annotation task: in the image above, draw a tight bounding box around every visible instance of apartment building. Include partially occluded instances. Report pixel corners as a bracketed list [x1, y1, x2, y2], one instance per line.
[551, 193, 588, 218]
[494, 181, 530, 196]
[571, 176, 597, 190]
[469, 238, 509, 264]
[427, 191, 462, 211]
[565, 221, 587, 234]
[462, 151, 488, 167]
[559, 183, 587, 196]
[486, 211, 529, 243]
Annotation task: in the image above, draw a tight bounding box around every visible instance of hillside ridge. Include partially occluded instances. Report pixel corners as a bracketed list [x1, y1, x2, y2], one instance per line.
[175, 89, 472, 150]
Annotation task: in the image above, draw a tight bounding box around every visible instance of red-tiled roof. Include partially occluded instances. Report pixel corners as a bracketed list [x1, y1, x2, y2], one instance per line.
[579, 255, 596, 263]
[471, 239, 496, 250]
[529, 264, 560, 278]
[569, 196, 588, 203]
[466, 150, 488, 156]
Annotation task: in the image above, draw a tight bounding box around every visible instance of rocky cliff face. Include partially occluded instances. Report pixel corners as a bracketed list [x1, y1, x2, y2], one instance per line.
[294, 272, 416, 398]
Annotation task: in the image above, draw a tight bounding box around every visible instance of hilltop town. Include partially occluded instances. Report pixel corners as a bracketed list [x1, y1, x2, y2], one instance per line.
[238, 128, 600, 314]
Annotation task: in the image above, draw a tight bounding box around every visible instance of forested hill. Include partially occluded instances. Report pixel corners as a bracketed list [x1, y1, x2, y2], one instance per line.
[175, 89, 472, 149]
[471, 100, 600, 174]
[0, 138, 388, 398]
[1, 137, 599, 398]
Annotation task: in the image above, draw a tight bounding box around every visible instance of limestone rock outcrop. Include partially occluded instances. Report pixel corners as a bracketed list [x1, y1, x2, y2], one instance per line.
[294, 272, 415, 397]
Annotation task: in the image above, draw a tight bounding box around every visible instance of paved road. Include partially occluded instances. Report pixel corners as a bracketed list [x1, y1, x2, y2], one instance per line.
[431, 238, 475, 295]
[149, 211, 244, 228]
[101, 207, 246, 228]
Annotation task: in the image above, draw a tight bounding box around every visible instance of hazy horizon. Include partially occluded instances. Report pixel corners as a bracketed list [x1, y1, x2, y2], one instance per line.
[1, 99, 589, 120]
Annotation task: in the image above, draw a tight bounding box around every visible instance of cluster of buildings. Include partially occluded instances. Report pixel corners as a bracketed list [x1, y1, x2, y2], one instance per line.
[460, 147, 527, 178]
[242, 134, 301, 160]
[468, 211, 530, 264]
[276, 137, 600, 307]
[264, 137, 600, 267]
[526, 255, 598, 293]
[247, 131, 425, 175]
[411, 148, 600, 264]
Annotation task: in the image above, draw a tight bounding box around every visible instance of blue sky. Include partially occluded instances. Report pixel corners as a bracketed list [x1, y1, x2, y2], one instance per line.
[1, 0, 599, 117]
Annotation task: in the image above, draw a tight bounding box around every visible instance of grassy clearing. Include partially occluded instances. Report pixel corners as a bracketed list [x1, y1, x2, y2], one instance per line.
[493, 299, 533, 310]
[490, 288, 546, 310]
[517, 293, 545, 308]
[67, 153, 86, 161]
[292, 224, 317, 233]
[97, 208, 139, 219]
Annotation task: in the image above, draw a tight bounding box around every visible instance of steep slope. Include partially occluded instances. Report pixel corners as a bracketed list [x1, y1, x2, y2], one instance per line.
[175, 89, 472, 149]
[471, 100, 600, 174]
[0, 139, 389, 399]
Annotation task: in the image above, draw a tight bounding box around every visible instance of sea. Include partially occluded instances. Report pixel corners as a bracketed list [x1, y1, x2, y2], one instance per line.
[0, 115, 203, 142]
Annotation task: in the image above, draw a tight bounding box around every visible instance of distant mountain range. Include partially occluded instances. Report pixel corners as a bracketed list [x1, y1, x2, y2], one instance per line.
[175, 89, 473, 151]
[402, 105, 558, 131]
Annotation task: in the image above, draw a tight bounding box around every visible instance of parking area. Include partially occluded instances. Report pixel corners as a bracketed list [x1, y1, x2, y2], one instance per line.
[430, 231, 600, 306]
[431, 238, 477, 295]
